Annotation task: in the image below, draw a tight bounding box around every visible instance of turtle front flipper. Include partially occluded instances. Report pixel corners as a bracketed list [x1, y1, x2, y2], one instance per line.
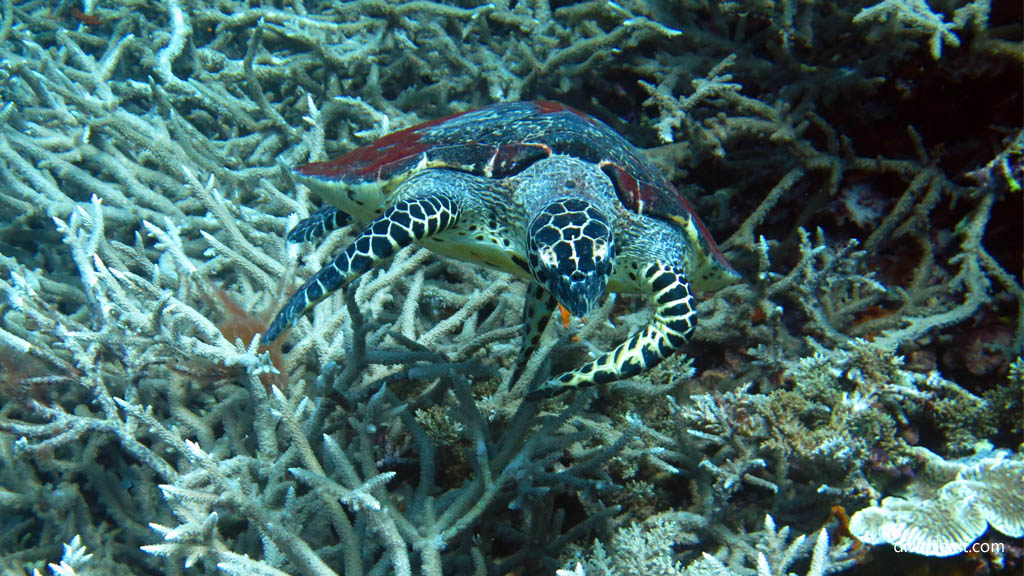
[509, 281, 558, 386]
[287, 206, 351, 244]
[265, 192, 460, 342]
[525, 262, 696, 400]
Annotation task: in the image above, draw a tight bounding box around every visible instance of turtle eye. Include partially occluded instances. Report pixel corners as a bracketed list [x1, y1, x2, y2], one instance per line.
[539, 246, 559, 268]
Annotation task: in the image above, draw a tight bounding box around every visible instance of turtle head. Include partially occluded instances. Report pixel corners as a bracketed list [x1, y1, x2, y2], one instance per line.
[527, 198, 615, 317]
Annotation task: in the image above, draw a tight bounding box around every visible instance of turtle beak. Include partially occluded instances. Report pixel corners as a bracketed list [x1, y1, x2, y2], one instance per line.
[550, 266, 607, 317]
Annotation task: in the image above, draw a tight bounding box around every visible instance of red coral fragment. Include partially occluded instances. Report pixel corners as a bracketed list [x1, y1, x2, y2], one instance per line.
[70, 8, 103, 26]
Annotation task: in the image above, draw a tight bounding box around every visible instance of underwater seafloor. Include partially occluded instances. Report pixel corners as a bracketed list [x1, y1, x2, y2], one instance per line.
[0, 1, 1021, 575]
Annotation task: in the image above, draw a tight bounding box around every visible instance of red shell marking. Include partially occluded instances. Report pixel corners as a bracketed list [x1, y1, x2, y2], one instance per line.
[295, 104, 555, 183]
[295, 112, 455, 182]
[296, 101, 734, 274]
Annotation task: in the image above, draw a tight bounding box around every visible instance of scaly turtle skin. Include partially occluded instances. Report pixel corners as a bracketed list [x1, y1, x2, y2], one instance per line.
[265, 101, 739, 399]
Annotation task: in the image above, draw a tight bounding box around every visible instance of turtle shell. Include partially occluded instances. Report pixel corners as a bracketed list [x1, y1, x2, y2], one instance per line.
[297, 100, 736, 279]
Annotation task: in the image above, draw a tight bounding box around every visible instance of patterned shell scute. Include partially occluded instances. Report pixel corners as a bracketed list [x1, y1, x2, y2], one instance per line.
[295, 103, 558, 183]
[295, 101, 733, 273]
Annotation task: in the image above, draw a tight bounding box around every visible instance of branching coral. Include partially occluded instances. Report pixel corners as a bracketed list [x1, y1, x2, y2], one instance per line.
[0, 0, 1019, 574]
[570, 513, 855, 576]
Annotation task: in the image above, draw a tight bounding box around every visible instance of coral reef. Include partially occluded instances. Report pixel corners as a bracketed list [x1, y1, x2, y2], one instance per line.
[568, 512, 854, 576]
[0, 0, 1020, 575]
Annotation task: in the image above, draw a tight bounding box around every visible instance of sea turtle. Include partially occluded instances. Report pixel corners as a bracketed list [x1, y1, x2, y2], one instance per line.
[265, 101, 739, 399]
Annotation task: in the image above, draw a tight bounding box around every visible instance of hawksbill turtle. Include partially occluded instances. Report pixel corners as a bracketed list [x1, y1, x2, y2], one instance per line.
[265, 101, 739, 399]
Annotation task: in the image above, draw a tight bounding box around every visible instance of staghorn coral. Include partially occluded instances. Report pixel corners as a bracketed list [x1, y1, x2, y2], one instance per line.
[852, 0, 986, 60]
[0, 0, 1019, 574]
[568, 513, 855, 576]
